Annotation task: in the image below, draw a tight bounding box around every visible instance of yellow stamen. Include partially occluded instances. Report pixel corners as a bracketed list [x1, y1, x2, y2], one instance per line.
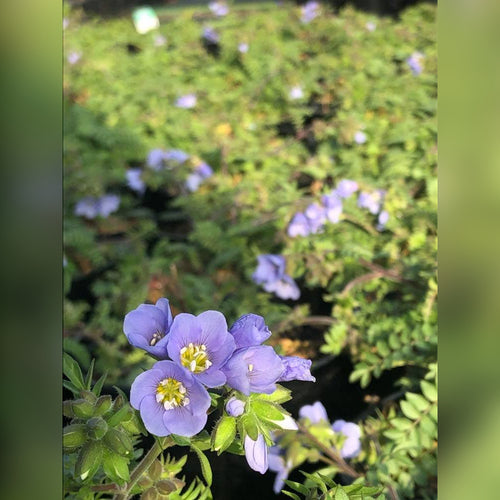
[180, 343, 212, 373]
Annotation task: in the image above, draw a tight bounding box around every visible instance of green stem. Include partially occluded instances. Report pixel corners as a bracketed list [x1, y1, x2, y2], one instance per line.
[113, 436, 174, 500]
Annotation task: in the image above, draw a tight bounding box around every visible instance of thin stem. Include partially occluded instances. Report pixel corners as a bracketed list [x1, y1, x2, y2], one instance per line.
[298, 423, 360, 478]
[113, 436, 174, 500]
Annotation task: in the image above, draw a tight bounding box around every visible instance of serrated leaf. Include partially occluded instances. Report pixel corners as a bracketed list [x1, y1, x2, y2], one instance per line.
[64, 352, 85, 390]
[190, 444, 212, 487]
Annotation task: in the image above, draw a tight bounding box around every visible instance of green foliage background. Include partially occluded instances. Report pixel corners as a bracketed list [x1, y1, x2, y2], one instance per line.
[64, 2, 436, 497]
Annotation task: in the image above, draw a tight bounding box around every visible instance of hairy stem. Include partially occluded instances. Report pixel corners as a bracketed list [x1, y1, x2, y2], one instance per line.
[113, 436, 174, 500]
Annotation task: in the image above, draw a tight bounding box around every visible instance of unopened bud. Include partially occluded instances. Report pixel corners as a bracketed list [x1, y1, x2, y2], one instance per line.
[75, 441, 102, 481]
[93, 395, 112, 416]
[156, 479, 179, 495]
[103, 428, 133, 456]
[72, 399, 95, 418]
[87, 417, 108, 440]
[63, 423, 87, 449]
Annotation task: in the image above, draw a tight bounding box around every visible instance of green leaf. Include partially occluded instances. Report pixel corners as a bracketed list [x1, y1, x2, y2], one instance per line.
[107, 403, 131, 427]
[190, 444, 213, 487]
[63, 423, 87, 449]
[240, 414, 259, 441]
[255, 385, 292, 404]
[212, 416, 236, 454]
[421, 380, 437, 402]
[400, 400, 420, 420]
[334, 486, 349, 500]
[75, 441, 103, 482]
[64, 352, 85, 390]
[171, 434, 192, 446]
[85, 358, 95, 390]
[282, 491, 301, 500]
[103, 428, 133, 457]
[92, 371, 108, 397]
[406, 392, 429, 412]
[284, 480, 309, 495]
[102, 448, 130, 483]
[251, 400, 285, 422]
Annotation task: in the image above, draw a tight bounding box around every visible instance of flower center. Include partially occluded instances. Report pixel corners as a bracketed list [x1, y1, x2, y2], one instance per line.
[150, 330, 164, 346]
[180, 342, 212, 373]
[156, 378, 189, 410]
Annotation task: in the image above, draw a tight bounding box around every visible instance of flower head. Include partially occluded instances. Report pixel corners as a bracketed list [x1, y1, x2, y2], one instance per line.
[300, 1, 320, 23]
[287, 212, 310, 238]
[223, 345, 284, 395]
[74, 195, 120, 219]
[167, 311, 236, 387]
[130, 360, 210, 437]
[244, 434, 268, 474]
[289, 86, 304, 100]
[99, 195, 121, 217]
[263, 274, 301, 300]
[202, 27, 220, 44]
[123, 298, 173, 357]
[278, 356, 315, 382]
[321, 192, 343, 224]
[229, 313, 271, 349]
[238, 42, 249, 54]
[175, 94, 197, 109]
[226, 397, 245, 417]
[357, 190, 385, 214]
[67, 51, 81, 65]
[299, 401, 328, 424]
[304, 203, 327, 233]
[164, 149, 190, 164]
[147, 148, 166, 170]
[354, 131, 367, 144]
[209, 1, 229, 17]
[252, 255, 286, 285]
[407, 51, 424, 76]
[377, 210, 389, 231]
[186, 173, 203, 192]
[195, 162, 213, 179]
[126, 168, 145, 194]
[332, 420, 361, 458]
[335, 179, 359, 199]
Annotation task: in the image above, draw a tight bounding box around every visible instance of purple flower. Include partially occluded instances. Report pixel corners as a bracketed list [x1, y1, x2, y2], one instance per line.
[202, 27, 220, 44]
[354, 131, 367, 144]
[287, 212, 310, 238]
[154, 34, 167, 47]
[289, 86, 304, 100]
[226, 397, 245, 417]
[299, 401, 328, 423]
[278, 356, 315, 382]
[357, 190, 385, 215]
[167, 311, 236, 388]
[229, 313, 271, 349]
[123, 298, 173, 357]
[268, 446, 292, 494]
[335, 179, 359, 199]
[195, 162, 213, 179]
[164, 149, 190, 164]
[67, 51, 81, 65]
[244, 434, 268, 474]
[377, 210, 389, 231]
[301, 1, 320, 23]
[175, 94, 197, 109]
[209, 1, 229, 17]
[223, 345, 284, 395]
[74, 195, 120, 219]
[238, 42, 249, 54]
[130, 360, 211, 437]
[407, 51, 424, 76]
[332, 420, 361, 458]
[126, 168, 145, 194]
[185, 173, 203, 192]
[305, 203, 327, 233]
[252, 255, 286, 285]
[263, 274, 301, 300]
[321, 192, 343, 224]
[147, 148, 166, 170]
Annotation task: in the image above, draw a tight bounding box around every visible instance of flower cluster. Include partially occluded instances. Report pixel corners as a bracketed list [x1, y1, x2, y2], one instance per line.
[208, 1, 229, 17]
[300, 1, 320, 24]
[175, 93, 197, 109]
[125, 298, 314, 439]
[299, 401, 361, 458]
[252, 255, 300, 300]
[147, 148, 190, 170]
[74, 194, 120, 219]
[126, 168, 145, 194]
[406, 51, 425, 76]
[357, 189, 389, 230]
[185, 162, 214, 192]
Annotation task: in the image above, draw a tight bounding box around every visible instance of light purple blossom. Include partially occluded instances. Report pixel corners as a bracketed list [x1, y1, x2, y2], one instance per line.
[222, 345, 284, 395]
[278, 356, 315, 382]
[263, 274, 301, 300]
[202, 27, 220, 44]
[335, 179, 359, 199]
[123, 298, 173, 358]
[407, 51, 424, 76]
[74, 195, 120, 219]
[167, 310, 236, 388]
[299, 401, 328, 424]
[366, 21, 376, 32]
[226, 397, 245, 417]
[357, 190, 385, 215]
[321, 192, 343, 224]
[301, 1, 320, 23]
[164, 149, 190, 164]
[229, 313, 271, 349]
[354, 131, 367, 144]
[289, 86, 304, 100]
[244, 434, 268, 474]
[130, 360, 211, 437]
[154, 34, 167, 47]
[186, 173, 203, 192]
[67, 51, 81, 65]
[126, 168, 145, 194]
[209, 1, 229, 17]
[288, 212, 310, 238]
[175, 94, 197, 109]
[252, 255, 286, 285]
[305, 203, 327, 233]
[196, 162, 213, 179]
[147, 148, 166, 170]
[332, 420, 361, 458]
[268, 446, 292, 493]
[377, 210, 389, 231]
[238, 42, 249, 54]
